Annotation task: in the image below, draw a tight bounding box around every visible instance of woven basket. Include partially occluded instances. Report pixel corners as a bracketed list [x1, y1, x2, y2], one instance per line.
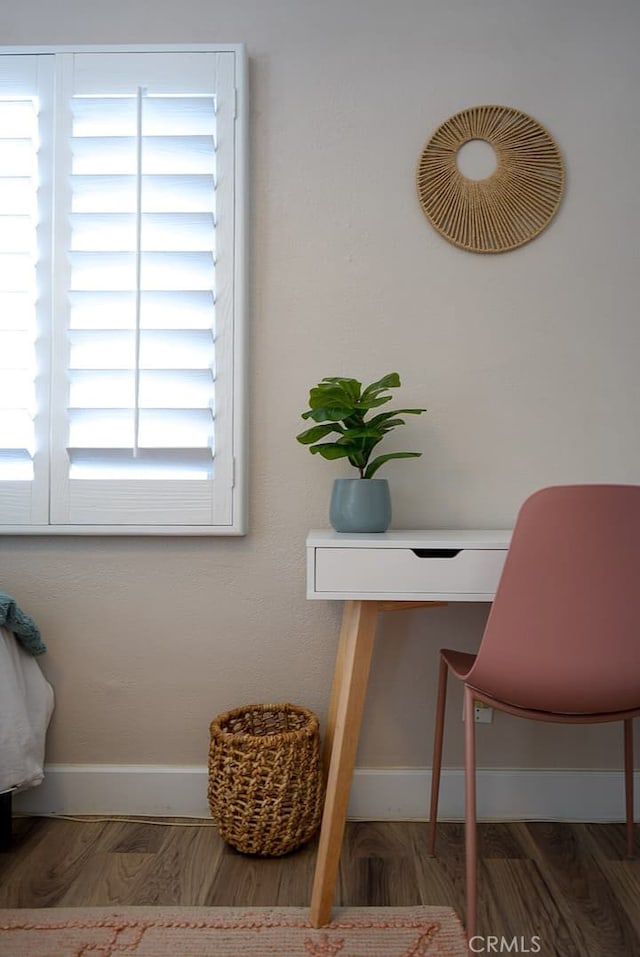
[207, 703, 324, 857]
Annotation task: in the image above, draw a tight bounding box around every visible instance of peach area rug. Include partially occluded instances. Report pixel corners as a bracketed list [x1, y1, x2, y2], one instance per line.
[0, 905, 468, 956]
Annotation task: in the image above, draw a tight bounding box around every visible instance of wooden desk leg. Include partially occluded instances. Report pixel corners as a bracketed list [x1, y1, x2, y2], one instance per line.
[310, 599, 379, 927]
[321, 599, 358, 779]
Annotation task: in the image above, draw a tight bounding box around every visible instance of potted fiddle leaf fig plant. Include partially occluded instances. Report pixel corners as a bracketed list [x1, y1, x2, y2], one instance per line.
[296, 373, 426, 532]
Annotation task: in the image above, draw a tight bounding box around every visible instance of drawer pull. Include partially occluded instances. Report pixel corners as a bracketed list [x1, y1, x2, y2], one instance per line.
[411, 548, 461, 558]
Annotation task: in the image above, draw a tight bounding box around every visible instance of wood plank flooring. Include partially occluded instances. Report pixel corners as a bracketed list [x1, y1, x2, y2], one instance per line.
[0, 817, 638, 955]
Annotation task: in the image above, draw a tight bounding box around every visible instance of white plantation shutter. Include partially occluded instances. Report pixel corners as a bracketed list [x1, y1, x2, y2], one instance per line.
[0, 46, 247, 533]
[0, 98, 38, 483]
[0, 55, 53, 526]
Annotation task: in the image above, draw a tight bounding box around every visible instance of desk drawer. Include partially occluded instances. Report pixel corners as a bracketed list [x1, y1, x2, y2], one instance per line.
[313, 546, 506, 597]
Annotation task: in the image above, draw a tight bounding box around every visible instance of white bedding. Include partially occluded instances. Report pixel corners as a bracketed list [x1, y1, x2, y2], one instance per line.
[0, 625, 54, 793]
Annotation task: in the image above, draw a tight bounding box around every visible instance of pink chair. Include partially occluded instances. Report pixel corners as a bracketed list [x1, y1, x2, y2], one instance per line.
[428, 484, 640, 943]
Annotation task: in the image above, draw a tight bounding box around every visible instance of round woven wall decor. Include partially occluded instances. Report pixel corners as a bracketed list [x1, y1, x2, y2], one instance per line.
[416, 105, 565, 253]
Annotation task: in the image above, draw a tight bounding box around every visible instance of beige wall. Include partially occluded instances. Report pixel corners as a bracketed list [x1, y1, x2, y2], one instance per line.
[2, 0, 639, 776]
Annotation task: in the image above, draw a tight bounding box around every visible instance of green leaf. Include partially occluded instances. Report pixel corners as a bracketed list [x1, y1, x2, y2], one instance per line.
[340, 426, 386, 440]
[310, 443, 358, 461]
[360, 372, 401, 402]
[320, 377, 362, 400]
[354, 394, 393, 411]
[311, 381, 359, 404]
[378, 418, 406, 432]
[296, 423, 342, 445]
[364, 451, 422, 479]
[367, 407, 426, 428]
[303, 404, 354, 422]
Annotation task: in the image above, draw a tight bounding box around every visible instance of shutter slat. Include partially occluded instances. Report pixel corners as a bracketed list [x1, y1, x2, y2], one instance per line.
[0, 216, 34, 251]
[69, 369, 214, 408]
[72, 135, 215, 174]
[69, 290, 214, 329]
[69, 330, 214, 369]
[70, 174, 216, 213]
[0, 372, 34, 409]
[71, 212, 215, 252]
[72, 96, 215, 137]
[0, 449, 33, 481]
[68, 450, 213, 481]
[0, 253, 36, 290]
[0, 410, 34, 448]
[0, 100, 38, 137]
[0, 139, 37, 175]
[0, 330, 35, 364]
[70, 251, 215, 290]
[0, 292, 35, 330]
[69, 408, 213, 448]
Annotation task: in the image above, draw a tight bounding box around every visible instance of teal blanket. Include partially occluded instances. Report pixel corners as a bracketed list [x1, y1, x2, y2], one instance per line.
[0, 592, 46, 656]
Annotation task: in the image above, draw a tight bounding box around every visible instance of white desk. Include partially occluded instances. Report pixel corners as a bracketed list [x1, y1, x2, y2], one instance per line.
[307, 528, 511, 927]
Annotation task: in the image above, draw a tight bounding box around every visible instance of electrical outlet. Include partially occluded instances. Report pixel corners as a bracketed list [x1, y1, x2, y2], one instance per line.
[462, 699, 494, 723]
[474, 700, 493, 724]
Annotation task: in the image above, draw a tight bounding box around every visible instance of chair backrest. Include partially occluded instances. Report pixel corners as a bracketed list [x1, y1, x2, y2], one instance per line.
[467, 484, 640, 714]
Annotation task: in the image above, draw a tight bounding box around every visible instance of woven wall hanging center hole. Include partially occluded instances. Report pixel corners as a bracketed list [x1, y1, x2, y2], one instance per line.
[456, 138, 498, 180]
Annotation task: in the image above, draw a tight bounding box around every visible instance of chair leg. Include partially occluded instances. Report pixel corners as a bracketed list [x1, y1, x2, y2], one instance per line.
[464, 684, 478, 944]
[623, 718, 635, 858]
[428, 654, 449, 856]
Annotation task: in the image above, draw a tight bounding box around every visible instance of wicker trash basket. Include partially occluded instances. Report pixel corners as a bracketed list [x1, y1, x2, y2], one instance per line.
[207, 702, 324, 857]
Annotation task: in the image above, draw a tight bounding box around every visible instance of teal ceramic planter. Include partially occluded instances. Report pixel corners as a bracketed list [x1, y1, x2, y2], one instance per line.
[329, 478, 392, 533]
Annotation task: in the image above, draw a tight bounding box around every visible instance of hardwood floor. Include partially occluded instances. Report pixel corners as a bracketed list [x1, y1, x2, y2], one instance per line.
[1, 817, 638, 955]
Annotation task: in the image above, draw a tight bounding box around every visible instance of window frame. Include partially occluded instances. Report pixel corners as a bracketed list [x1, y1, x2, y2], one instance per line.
[0, 43, 249, 536]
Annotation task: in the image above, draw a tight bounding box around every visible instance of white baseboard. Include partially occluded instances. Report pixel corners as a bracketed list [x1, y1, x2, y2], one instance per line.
[347, 768, 640, 822]
[13, 765, 212, 818]
[12, 765, 640, 822]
